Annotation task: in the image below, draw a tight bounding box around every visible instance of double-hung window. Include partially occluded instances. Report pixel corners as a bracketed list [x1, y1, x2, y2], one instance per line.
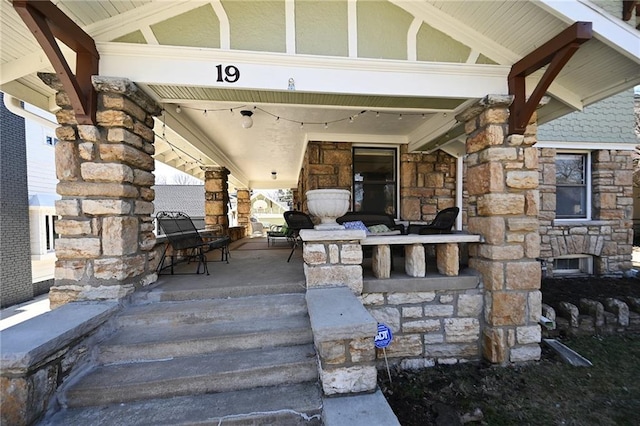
[353, 147, 397, 216]
[555, 152, 590, 220]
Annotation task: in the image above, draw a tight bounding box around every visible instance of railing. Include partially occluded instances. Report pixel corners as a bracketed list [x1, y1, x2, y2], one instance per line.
[360, 232, 484, 278]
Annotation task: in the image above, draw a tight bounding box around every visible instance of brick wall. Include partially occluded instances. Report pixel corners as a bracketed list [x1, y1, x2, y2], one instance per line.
[0, 92, 34, 307]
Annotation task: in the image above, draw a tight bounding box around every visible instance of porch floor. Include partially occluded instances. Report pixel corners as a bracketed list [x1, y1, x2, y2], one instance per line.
[151, 237, 479, 297]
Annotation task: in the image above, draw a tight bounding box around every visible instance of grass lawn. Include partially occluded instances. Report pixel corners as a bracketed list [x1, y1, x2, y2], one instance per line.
[380, 334, 640, 425]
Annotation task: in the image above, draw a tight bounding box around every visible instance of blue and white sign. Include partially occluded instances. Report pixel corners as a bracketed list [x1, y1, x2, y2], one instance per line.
[374, 323, 393, 349]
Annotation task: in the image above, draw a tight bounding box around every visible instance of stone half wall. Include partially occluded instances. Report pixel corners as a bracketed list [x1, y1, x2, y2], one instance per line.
[362, 287, 483, 368]
[538, 148, 634, 276]
[297, 141, 457, 222]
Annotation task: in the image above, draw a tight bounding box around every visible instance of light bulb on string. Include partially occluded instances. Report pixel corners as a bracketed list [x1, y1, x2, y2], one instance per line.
[176, 106, 181, 114]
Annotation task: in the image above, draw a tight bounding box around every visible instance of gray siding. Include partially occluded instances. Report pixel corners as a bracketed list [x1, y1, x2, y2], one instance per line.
[538, 90, 636, 143]
[0, 92, 34, 308]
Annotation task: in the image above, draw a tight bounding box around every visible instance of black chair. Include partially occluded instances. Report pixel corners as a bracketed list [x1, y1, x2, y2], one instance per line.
[407, 207, 460, 235]
[156, 211, 230, 275]
[284, 211, 315, 262]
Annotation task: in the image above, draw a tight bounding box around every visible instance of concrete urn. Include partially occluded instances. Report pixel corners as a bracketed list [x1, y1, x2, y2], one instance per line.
[306, 189, 350, 230]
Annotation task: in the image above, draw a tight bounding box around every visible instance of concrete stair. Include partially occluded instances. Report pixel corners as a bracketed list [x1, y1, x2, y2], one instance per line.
[44, 291, 322, 425]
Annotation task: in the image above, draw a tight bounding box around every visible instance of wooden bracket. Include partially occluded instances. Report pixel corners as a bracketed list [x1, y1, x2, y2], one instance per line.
[13, 0, 99, 125]
[508, 22, 592, 135]
[623, 1, 639, 22]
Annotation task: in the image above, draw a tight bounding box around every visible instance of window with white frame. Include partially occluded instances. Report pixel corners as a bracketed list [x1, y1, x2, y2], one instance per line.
[553, 255, 593, 276]
[555, 152, 590, 220]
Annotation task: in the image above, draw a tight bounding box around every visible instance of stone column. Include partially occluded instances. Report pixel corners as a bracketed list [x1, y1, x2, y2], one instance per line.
[457, 95, 542, 364]
[40, 74, 162, 308]
[236, 188, 251, 237]
[203, 166, 230, 235]
[300, 229, 365, 295]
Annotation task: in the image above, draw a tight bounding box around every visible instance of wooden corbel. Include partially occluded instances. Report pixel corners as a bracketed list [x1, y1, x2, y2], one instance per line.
[13, 0, 99, 125]
[508, 22, 592, 135]
[623, 1, 639, 22]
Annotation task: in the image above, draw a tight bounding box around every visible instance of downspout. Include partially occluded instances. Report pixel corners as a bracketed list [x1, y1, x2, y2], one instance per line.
[456, 156, 463, 231]
[3, 94, 57, 129]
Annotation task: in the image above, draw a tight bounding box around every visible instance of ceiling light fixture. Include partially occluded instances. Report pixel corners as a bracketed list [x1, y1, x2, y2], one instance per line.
[240, 110, 253, 128]
[271, 170, 277, 180]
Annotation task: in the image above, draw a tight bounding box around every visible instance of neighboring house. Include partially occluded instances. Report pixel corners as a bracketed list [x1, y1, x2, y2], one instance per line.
[153, 184, 238, 233]
[250, 190, 289, 226]
[0, 94, 59, 308]
[23, 104, 60, 286]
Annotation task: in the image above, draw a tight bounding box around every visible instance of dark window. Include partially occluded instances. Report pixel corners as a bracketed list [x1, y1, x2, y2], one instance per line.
[556, 153, 588, 219]
[45, 215, 58, 251]
[353, 147, 397, 216]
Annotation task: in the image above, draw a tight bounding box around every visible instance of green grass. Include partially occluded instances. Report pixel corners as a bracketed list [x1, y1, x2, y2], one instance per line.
[380, 334, 640, 426]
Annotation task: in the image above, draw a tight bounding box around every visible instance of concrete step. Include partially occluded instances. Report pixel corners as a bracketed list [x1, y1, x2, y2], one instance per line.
[116, 293, 308, 327]
[98, 314, 313, 363]
[140, 281, 306, 302]
[45, 382, 322, 425]
[64, 344, 318, 408]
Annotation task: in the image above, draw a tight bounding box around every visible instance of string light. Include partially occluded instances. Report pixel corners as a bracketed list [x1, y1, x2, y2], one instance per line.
[167, 104, 439, 128]
[156, 108, 205, 172]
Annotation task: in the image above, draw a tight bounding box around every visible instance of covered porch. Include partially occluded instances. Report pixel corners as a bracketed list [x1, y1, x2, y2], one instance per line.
[2, 0, 639, 423]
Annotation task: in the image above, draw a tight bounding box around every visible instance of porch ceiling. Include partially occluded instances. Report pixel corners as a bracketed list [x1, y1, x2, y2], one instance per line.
[1, 0, 638, 189]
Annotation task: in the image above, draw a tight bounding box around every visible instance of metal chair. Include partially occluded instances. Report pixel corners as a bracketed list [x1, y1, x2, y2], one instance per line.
[407, 207, 460, 235]
[156, 211, 230, 275]
[283, 211, 315, 262]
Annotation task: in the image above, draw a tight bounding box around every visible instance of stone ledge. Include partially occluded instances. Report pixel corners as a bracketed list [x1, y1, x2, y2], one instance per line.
[306, 287, 377, 342]
[300, 229, 366, 242]
[0, 302, 119, 372]
[322, 390, 400, 426]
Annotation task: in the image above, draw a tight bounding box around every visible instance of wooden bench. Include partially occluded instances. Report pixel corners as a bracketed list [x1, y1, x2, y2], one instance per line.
[360, 233, 483, 278]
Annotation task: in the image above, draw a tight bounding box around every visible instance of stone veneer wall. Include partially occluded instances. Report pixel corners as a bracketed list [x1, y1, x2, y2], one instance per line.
[297, 141, 352, 212]
[298, 141, 457, 221]
[41, 74, 162, 308]
[538, 148, 634, 276]
[400, 146, 457, 222]
[362, 288, 483, 367]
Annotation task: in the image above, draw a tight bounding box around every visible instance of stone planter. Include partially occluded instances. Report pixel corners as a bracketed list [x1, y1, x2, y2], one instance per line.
[306, 189, 350, 230]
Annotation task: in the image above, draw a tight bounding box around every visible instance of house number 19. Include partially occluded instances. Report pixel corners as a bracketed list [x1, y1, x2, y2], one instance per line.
[216, 64, 240, 83]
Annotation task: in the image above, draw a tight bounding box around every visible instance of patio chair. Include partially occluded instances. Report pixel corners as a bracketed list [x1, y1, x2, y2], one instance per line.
[406, 207, 459, 235]
[284, 211, 315, 262]
[266, 224, 292, 247]
[250, 219, 266, 236]
[156, 211, 230, 275]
